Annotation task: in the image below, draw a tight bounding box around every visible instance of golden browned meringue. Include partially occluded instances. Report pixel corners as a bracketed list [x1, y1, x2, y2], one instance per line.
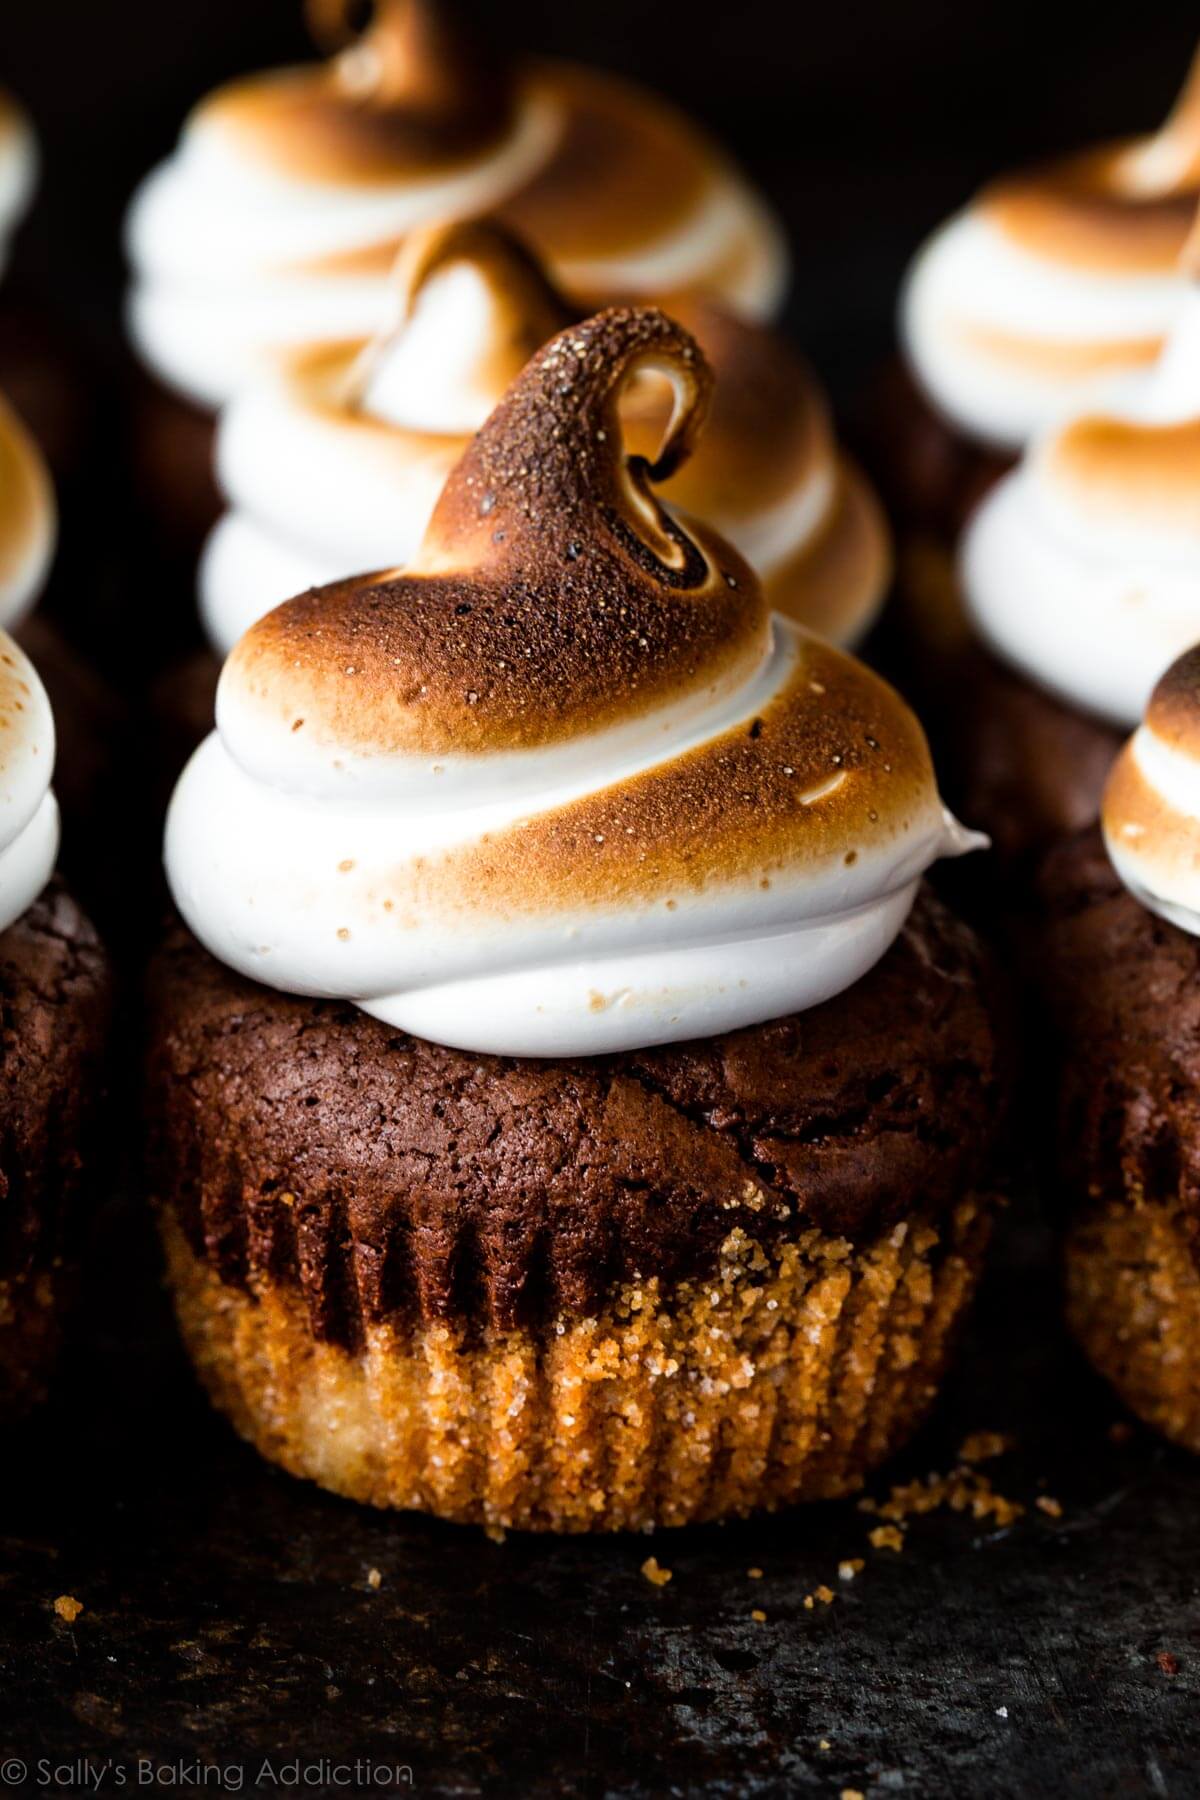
[210, 0, 515, 183]
[201, 221, 888, 655]
[1103, 646, 1200, 933]
[170, 307, 975, 1058]
[124, 2, 788, 408]
[0, 391, 54, 631]
[902, 41, 1200, 447]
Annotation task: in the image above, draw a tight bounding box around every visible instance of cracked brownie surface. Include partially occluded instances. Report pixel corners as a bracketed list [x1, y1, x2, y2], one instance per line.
[147, 884, 1003, 1345]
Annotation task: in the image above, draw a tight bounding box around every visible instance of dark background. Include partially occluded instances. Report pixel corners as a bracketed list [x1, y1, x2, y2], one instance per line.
[5, 0, 1200, 393]
[5, 9, 1200, 1799]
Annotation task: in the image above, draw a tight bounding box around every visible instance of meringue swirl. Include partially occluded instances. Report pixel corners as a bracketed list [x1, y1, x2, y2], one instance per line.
[902, 42, 1200, 448]
[200, 221, 887, 656]
[1103, 645, 1200, 935]
[0, 90, 35, 279]
[0, 390, 56, 632]
[0, 629, 58, 936]
[961, 266, 1200, 729]
[124, 1, 787, 408]
[169, 307, 975, 1058]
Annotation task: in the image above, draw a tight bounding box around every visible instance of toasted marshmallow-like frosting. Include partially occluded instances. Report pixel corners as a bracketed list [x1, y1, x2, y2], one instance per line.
[1103, 645, 1200, 934]
[0, 629, 58, 936]
[0, 91, 35, 279]
[169, 307, 975, 1058]
[961, 247, 1200, 729]
[199, 221, 888, 656]
[0, 391, 55, 632]
[902, 44, 1200, 449]
[124, 0, 787, 410]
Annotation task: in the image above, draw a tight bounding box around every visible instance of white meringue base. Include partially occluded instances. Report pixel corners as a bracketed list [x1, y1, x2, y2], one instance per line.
[960, 468, 1200, 729]
[354, 888, 917, 1057]
[198, 511, 349, 656]
[902, 210, 1178, 450]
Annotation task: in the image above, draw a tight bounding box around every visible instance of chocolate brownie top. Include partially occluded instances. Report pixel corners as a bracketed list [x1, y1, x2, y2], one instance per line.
[1039, 825, 1200, 1219]
[0, 879, 111, 1282]
[148, 884, 1004, 1342]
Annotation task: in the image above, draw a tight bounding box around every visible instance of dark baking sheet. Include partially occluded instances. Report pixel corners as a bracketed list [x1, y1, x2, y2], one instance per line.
[4, 1184, 1198, 1799]
[4, 8, 1200, 1791]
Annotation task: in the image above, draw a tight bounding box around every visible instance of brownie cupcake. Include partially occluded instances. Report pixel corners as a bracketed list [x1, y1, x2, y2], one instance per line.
[148, 306, 1003, 1531]
[879, 39, 1200, 544]
[123, 0, 787, 551]
[1040, 647, 1200, 1448]
[190, 218, 886, 679]
[888, 217, 1200, 880]
[0, 629, 110, 1418]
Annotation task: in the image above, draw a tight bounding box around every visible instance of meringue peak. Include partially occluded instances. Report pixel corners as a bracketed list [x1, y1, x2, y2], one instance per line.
[228, 306, 766, 763]
[350, 218, 574, 433]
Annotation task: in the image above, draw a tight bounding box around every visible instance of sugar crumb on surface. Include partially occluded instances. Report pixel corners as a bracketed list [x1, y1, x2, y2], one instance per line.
[869, 1524, 905, 1552]
[750, 1608, 767, 1623]
[958, 1430, 1015, 1464]
[814, 1585, 835, 1605]
[1035, 1495, 1063, 1519]
[746, 1566, 764, 1580]
[838, 1559, 865, 1581]
[53, 1595, 83, 1623]
[366, 1567, 382, 1590]
[641, 1556, 672, 1587]
[1157, 1651, 1180, 1676]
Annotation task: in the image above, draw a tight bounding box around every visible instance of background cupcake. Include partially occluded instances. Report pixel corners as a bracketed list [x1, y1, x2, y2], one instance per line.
[0, 628, 109, 1418]
[149, 307, 1003, 1531]
[878, 39, 1200, 543]
[1041, 646, 1200, 1450]
[123, 0, 787, 550]
[917, 221, 1200, 874]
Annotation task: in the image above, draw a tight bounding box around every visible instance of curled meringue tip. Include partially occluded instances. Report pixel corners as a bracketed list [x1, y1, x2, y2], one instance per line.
[310, 0, 506, 121]
[1103, 643, 1200, 933]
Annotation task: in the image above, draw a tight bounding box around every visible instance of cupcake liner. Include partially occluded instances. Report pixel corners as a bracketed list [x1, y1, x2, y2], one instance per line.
[162, 1193, 992, 1532]
[1067, 1195, 1200, 1452]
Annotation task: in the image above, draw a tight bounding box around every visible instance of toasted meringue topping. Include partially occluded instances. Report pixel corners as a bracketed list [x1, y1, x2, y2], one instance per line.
[0, 90, 36, 279]
[961, 259, 1200, 729]
[169, 307, 974, 1057]
[0, 391, 55, 632]
[1103, 645, 1200, 934]
[124, 7, 787, 408]
[902, 42, 1200, 448]
[199, 222, 887, 657]
[0, 629, 58, 936]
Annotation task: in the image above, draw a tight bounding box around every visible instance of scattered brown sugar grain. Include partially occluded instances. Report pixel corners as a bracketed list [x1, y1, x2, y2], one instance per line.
[1157, 1651, 1180, 1676]
[958, 1430, 1015, 1464]
[842, 1789, 865, 1800]
[1035, 1496, 1063, 1519]
[838, 1559, 865, 1580]
[751, 1608, 767, 1623]
[869, 1525, 905, 1552]
[862, 1464, 1025, 1530]
[641, 1557, 672, 1587]
[53, 1595, 83, 1623]
[366, 1567, 382, 1589]
[814, 1585, 835, 1605]
[747, 1567, 764, 1580]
